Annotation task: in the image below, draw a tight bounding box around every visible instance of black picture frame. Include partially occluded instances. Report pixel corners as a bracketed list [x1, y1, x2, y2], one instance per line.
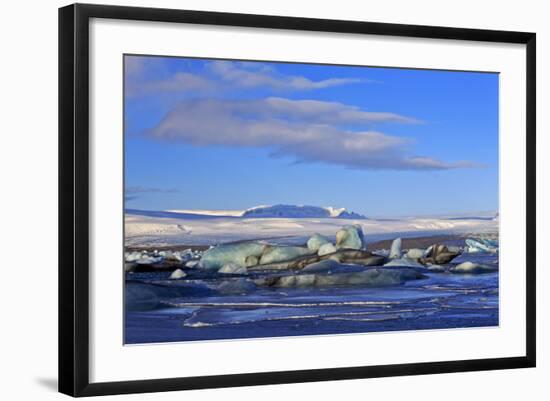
[59, 3, 536, 397]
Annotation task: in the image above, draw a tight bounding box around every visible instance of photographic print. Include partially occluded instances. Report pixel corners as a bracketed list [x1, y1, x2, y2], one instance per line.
[123, 55, 499, 345]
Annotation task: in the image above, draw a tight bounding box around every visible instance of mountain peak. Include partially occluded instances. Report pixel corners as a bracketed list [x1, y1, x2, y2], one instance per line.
[242, 204, 367, 219]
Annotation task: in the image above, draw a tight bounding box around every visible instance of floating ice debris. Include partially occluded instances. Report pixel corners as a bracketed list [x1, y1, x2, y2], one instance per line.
[318, 242, 337, 256]
[335, 225, 365, 250]
[307, 233, 331, 252]
[389, 238, 402, 259]
[199, 242, 267, 270]
[248, 249, 384, 271]
[372, 249, 390, 257]
[159, 249, 194, 263]
[384, 257, 424, 268]
[259, 268, 424, 288]
[421, 244, 460, 265]
[405, 248, 425, 260]
[185, 260, 199, 268]
[169, 269, 186, 279]
[218, 263, 248, 274]
[446, 245, 461, 253]
[125, 251, 143, 262]
[301, 259, 367, 274]
[451, 261, 498, 274]
[259, 245, 314, 265]
[135, 255, 164, 265]
[465, 238, 498, 253]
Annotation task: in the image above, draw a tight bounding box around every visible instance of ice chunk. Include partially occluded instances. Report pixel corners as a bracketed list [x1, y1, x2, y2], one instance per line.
[465, 238, 498, 253]
[125, 251, 143, 262]
[405, 248, 425, 260]
[422, 244, 460, 264]
[335, 225, 365, 250]
[318, 242, 337, 256]
[264, 268, 424, 288]
[307, 233, 330, 252]
[384, 257, 424, 268]
[198, 242, 267, 270]
[218, 263, 248, 274]
[451, 261, 498, 274]
[135, 255, 164, 265]
[185, 260, 199, 268]
[301, 259, 367, 274]
[389, 238, 402, 259]
[169, 269, 186, 279]
[259, 245, 314, 265]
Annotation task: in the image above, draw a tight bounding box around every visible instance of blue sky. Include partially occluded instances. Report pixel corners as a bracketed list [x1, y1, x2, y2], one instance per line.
[124, 55, 498, 217]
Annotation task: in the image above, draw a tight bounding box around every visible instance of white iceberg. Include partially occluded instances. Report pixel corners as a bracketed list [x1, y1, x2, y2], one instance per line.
[135, 255, 164, 265]
[169, 269, 186, 279]
[389, 238, 402, 259]
[259, 246, 314, 265]
[451, 261, 498, 274]
[264, 268, 424, 288]
[335, 225, 365, 250]
[405, 248, 425, 260]
[218, 263, 248, 274]
[198, 242, 267, 270]
[318, 242, 337, 256]
[465, 238, 498, 253]
[384, 257, 424, 268]
[307, 233, 330, 252]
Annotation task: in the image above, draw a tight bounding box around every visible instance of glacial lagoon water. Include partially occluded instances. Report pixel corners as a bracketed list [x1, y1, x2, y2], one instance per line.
[124, 250, 498, 344]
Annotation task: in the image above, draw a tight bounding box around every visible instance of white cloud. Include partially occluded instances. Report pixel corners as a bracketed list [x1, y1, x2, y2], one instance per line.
[124, 56, 369, 98]
[126, 72, 214, 97]
[146, 98, 480, 171]
[208, 60, 365, 90]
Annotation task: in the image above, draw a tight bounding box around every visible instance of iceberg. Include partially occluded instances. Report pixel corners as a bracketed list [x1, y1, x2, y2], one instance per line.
[384, 257, 424, 268]
[307, 233, 330, 252]
[259, 245, 314, 265]
[318, 242, 337, 256]
[135, 255, 164, 265]
[421, 244, 460, 265]
[260, 268, 424, 288]
[405, 248, 425, 260]
[169, 269, 186, 279]
[451, 261, 498, 274]
[335, 225, 365, 250]
[301, 259, 368, 274]
[198, 242, 267, 270]
[465, 238, 498, 253]
[218, 263, 248, 274]
[389, 238, 402, 259]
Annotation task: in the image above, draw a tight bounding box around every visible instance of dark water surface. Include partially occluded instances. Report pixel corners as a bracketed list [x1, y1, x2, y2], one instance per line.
[125, 252, 498, 344]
